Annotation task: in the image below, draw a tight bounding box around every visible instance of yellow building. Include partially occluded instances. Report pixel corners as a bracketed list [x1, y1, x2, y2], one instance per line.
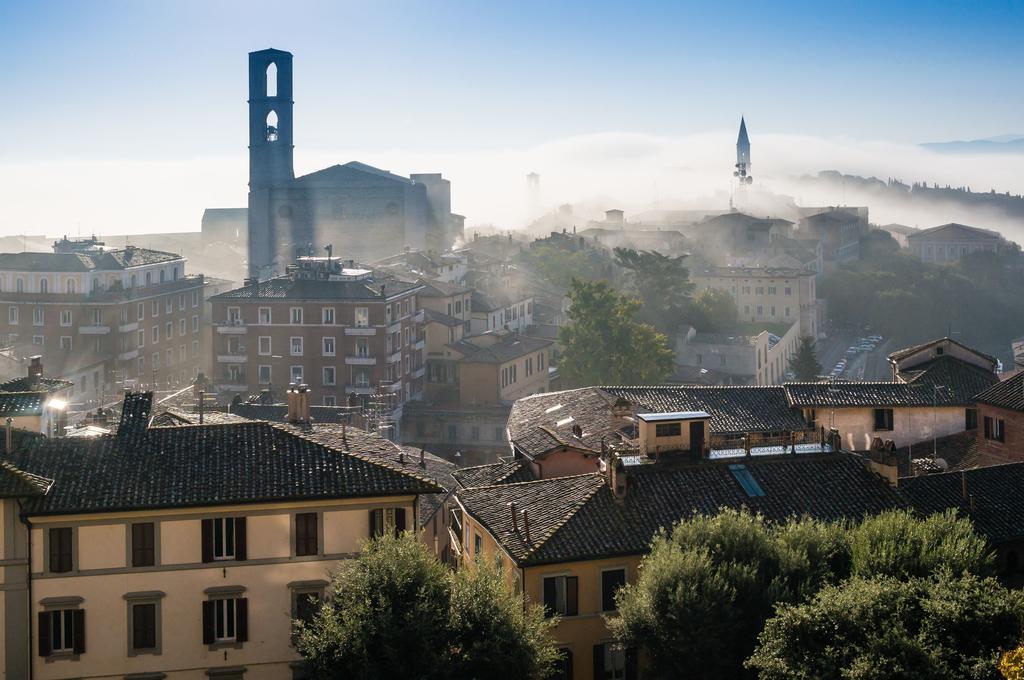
[447, 331, 552, 407]
[691, 266, 818, 337]
[0, 391, 440, 680]
[452, 421, 905, 680]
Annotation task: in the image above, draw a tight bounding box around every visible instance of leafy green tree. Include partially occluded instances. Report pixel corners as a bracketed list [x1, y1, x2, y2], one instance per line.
[613, 247, 694, 331]
[747, 572, 1024, 680]
[686, 288, 739, 332]
[788, 336, 823, 380]
[520, 243, 608, 290]
[297, 533, 558, 680]
[559, 279, 675, 386]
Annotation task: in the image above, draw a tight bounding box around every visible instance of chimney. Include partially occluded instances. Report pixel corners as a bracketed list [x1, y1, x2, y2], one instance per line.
[27, 355, 43, 389]
[198, 390, 205, 424]
[609, 455, 628, 501]
[522, 509, 531, 545]
[297, 384, 311, 423]
[399, 449, 406, 465]
[285, 383, 299, 422]
[5, 417, 12, 453]
[509, 502, 518, 533]
[419, 447, 426, 468]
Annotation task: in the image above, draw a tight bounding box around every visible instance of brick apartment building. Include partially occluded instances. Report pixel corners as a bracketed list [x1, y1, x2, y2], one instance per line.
[972, 371, 1024, 466]
[209, 257, 425, 419]
[0, 238, 205, 401]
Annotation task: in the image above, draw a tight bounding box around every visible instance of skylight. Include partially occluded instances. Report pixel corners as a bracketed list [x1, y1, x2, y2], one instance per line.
[555, 416, 574, 427]
[544, 404, 564, 414]
[729, 464, 765, 497]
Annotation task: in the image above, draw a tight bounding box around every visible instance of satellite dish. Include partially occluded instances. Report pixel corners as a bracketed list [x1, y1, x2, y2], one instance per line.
[746, 176, 754, 184]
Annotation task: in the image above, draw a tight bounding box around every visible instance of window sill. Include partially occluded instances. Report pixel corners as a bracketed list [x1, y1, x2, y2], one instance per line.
[44, 652, 80, 663]
[127, 647, 162, 657]
[207, 641, 243, 651]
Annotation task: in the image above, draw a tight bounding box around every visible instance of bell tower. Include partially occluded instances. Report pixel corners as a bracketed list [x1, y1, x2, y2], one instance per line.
[248, 49, 294, 190]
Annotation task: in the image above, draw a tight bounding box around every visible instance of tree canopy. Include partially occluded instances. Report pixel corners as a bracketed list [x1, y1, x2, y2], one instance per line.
[297, 533, 559, 680]
[788, 336, 823, 380]
[686, 287, 739, 333]
[558, 279, 675, 386]
[611, 509, 1006, 680]
[613, 247, 694, 331]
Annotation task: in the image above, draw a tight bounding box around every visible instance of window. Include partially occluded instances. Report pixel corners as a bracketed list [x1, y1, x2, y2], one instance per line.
[166, 321, 173, 339]
[785, 286, 792, 296]
[33, 307, 44, 326]
[369, 507, 407, 538]
[165, 298, 173, 314]
[258, 365, 272, 384]
[152, 352, 160, 370]
[290, 307, 303, 324]
[152, 325, 159, 343]
[295, 512, 319, 556]
[966, 408, 978, 431]
[48, 527, 74, 573]
[152, 300, 159, 317]
[291, 365, 304, 383]
[356, 337, 369, 357]
[203, 597, 248, 644]
[594, 643, 631, 680]
[984, 416, 1005, 442]
[323, 395, 337, 406]
[201, 517, 246, 562]
[767, 286, 776, 295]
[322, 337, 335, 356]
[180, 318, 187, 335]
[290, 337, 303, 356]
[258, 336, 271, 355]
[137, 302, 145, 321]
[655, 422, 682, 437]
[179, 294, 185, 310]
[353, 367, 369, 387]
[32, 335, 43, 346]
[38, 608, 84, 656]
[192, 290, 200, 307]
[729, 463, 765, 497]
[128, 600, 159, 654]
[474, 533, 482, 555]
[60, 309, 72, 326]
[15, 278, 23, 293]
[756, 286, 764, 295]
[355, 307, 369, 328]
[873, 408, 894, 432]
[40, 277, 49, 294]
[137, 329, 145, 347]
[602, 568, 626, 612]
[131, 522, 156, 567]
[60, 336, 72, 351]
[542, 575, 578, 617]
[258, 307, 272, 324]
[192, 315, 199, 333]
[323, 366, 336, 385]
[8, 307, 17, 324]
[322, 307, 335, 324]
[291, 586, 325, 641]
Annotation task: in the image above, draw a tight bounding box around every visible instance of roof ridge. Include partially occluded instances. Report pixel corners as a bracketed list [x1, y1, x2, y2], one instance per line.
[0, 458, 53, 495]
[461, 471, 602, 492]
[521, 476, 607, 560]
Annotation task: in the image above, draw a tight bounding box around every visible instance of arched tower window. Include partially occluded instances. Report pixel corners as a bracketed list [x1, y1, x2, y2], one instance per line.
[145, 272, 152, 287]
[266, 111, 279, 142]
[266, 62, 278, 97]
[173, 266, 179, 281]
[66, 279, 76, 294]
[130, 274, 137, 289]
[39, 278, 48, 294]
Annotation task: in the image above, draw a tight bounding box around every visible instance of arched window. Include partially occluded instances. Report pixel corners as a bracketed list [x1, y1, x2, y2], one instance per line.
[16, 278, 23, 293]
[130, 274, 137, 289]
[266, 111, 279, 142]
[266, 62, 278, 97]
[172, 266, 179, 281]
[159, 270, 165, 284]
[39, 278, 48, 294]
[145, 272, 152, 286]
[66, 279, 76, 294]
[92, 278, 100, 292]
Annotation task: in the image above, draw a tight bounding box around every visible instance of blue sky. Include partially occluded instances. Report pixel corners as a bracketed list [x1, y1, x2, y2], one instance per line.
[0, 0, 1022, 234]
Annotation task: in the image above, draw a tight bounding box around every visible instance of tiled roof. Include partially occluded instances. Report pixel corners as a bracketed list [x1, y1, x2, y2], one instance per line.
[604, 386, 807, 434]
[906, 222, 1001, 242]
[423, 308, 466, 328]
[449, 335, 552, 364]
[278, 424, 455, 524]
[894, 431, 979, 474]
[887, 337, 997, 366]
[230, 403, 356, 424]
[212, 276, 421, 301]
[418, 279, 472, 297]
[897, 355, 998, 404]
[974, 371, 1024, 412]
[149, 408, 251, 427]
[507, 388, 630, 459]
[459, 453, 906, 566]
[784, 380, 972, 408]
[0, 248, 181, 273]
[452, 460, 534, 489]
[0, 459, 52, 498]
[1, 408, 440, 515]
[901, 462, 1024, 544]
[0, 392, 47, 417]
[0, 376, 73, 394]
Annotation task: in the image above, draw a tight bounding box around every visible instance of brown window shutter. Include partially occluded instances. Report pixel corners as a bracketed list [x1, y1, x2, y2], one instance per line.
[48, 530, 59, 571]
[72, 609, 85, 654]
[234, 517, 247, 561]
[236, 598, 249, 642]
[369, 509, 379, 539]
[566, 576, 579, 616]
[543, 577, 556, 618]
[592, 644, 605, 680]
[37, 612, 51, 656]
[202, 601, 215, 644]
[201, 519, 214, 563]
[395, 508, 407, 536]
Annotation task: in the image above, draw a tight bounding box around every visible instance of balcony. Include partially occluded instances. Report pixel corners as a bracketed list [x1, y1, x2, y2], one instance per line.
[412, 366, 426, 379]
[385, 381, 402, 393]
[414, 309, 425, 323]
[345, 385, 375, 395]
[118, 321, 139, 333]
[215, 319, 247, 334]
[78, 325, 111, 335]
[118, 349, 139, 361]
[217, 353, 248, 363]
[413, 339, 425, 351]
[344, 356, 377, 366]
[387, 321, 402, 334]
[344, 326, 377, 336]
[387, 351, 402, 364]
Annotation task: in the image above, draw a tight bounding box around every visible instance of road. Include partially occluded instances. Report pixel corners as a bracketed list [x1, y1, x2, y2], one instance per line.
[815, 333, 894, 381]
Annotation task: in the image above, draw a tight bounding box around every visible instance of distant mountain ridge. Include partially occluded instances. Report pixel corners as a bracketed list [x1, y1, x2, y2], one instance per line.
[921, 135, 1024, 154]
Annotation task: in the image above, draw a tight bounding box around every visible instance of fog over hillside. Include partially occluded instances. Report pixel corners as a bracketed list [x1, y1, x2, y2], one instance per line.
[1, 130, 1022, 240]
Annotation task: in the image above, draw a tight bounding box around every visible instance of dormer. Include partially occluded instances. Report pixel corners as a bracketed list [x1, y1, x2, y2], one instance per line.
[636, 411, 710, 459]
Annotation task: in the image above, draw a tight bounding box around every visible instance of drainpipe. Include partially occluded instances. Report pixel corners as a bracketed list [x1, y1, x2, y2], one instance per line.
[17, 500, 33, 680]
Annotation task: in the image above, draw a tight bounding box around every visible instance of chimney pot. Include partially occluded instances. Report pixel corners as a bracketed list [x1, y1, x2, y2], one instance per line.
[419, 447, 426, 467]
[399, 450, 406, 464]
[522, 509, 531, 545]
[509, 502, 519, 532]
